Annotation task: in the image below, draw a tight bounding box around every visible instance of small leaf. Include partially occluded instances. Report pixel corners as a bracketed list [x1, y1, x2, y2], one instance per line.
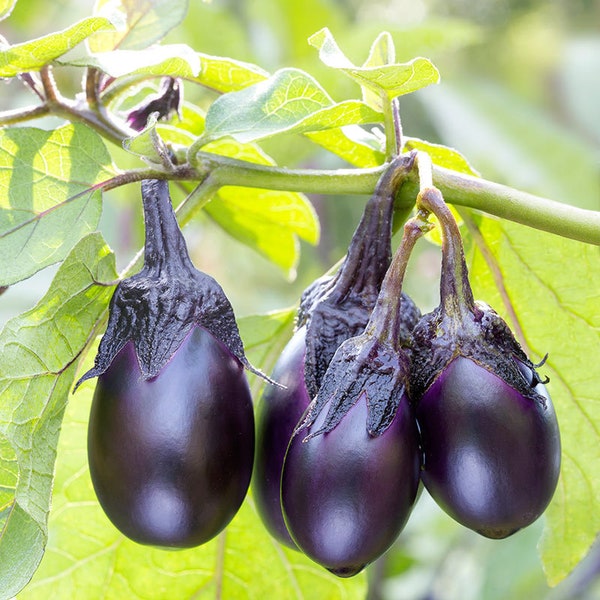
[61, 43, 200, 78]
[0, 16, 115, 76]
[123, 114, 167, 164]
[0, 233, 117, 600]
[361, 31, 396, 110]
[0, 125, 117, 286]
[17, 320, 367, 600]
[309, 27, 440, 100]
[89, 0, 189, 52]
[202, 139, 319, 277]
[404, 137, 479, 176]
[467, 218, 600, 585]
[194, 52, 269, 93]
[0, 0, 16, 21]
[204, 67, 382, 143]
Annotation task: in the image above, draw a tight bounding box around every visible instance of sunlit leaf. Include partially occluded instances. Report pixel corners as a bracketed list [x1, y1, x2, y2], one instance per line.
[0, 16, 114, 76]
[0, 234, 117, 600]
[308, 27, 440, 100]
[0, 125, 117, 286]
[194, 52, 269, 92]
[306, 126, 384, 168]
[204, 67, 382, 143]
[467, 218, 600, 586]
[200, 139, 319, 277]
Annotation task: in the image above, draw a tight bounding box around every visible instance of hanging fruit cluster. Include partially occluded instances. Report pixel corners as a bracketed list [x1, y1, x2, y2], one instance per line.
[80, 152, 561, 575]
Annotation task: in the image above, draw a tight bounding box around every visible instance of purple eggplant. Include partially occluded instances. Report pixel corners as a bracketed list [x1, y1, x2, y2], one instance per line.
[281, 355, 420, 576]
[79, 180, 266, 547]
[416, 355, 559, 538]
[280, 212, 427, 576]
[88, 327, 254, 547]
[409, 187, 561, 539]
[252, 155, 420, 549]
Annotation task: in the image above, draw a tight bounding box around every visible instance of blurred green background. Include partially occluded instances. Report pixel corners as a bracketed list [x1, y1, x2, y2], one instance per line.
[1, 0, 599, 598]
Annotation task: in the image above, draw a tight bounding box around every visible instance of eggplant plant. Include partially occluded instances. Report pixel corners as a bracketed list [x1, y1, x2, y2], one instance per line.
[0, 3, 599, 599]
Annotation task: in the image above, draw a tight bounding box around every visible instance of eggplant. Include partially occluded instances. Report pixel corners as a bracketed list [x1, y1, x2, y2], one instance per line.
[409, 186, 561, 539]
[79, 179, 265, 547]
[281, 375, 420, 576]
[88, 327, 254, 547]
[416, 355, 560, 538]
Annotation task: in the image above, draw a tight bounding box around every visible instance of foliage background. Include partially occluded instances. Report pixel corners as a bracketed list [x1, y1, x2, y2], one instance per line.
[1, 0, 599, 599]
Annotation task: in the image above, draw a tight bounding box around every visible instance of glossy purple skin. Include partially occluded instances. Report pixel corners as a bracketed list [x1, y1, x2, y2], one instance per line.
[88, 325, 255, 548]
[416, 356, 561, 539]
[253, 327, 310, 548]
[281, 391, 421, 577]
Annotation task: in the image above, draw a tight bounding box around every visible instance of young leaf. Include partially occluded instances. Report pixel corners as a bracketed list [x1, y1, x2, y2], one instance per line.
[61, 43, 200, 78]
[17, 313, 367, 600]
[467, 218, 600, 586]
[89, 0, 189, 52]
[403, 138, 479, 176]
[0, 233, 117, 600]
[203, 67, 382, 143]
[194, 52, 269, 93]
[0, 125, 117, 286]
[202, 139, 319, 276]
[308, 27, 440, 100]
[0, 16, 114, 76]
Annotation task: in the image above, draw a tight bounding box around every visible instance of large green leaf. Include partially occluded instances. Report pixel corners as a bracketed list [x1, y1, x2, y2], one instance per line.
[89, 0, 189, 52]
[0, 125, 117, 286]
[467, 218, 600, 585]
[203, 67, 382, 144]
[203, 140, 319, 277]
[0, 16, 114, 76]
[308, 27, 440, 101]
[16, 312, 366, 600]
[0, 233, 117, 600]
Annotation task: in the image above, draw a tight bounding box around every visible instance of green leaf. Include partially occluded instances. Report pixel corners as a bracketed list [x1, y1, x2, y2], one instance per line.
[0, 233, 117, 600]
[204, 67, 382, 143]
[0, 0, 16, 21]
[0, 16, 114, 76]
[467, 218, 600, 586]
[89, 0, 189, 52]
[306, 126, 384, 168]
[203, 140, 319, 277]
[16, 314, 367, 600]
[361, 32, 396, 110]
[403, 137, 479, 176]
[308, 27, 440, 100]
[61, 43, 200, 78]
[0, 124, 117, 286]
[194, 52, 269, 93]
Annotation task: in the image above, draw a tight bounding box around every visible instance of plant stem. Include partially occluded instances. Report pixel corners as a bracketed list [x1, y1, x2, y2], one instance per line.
[2, 88, 599, 244]
[400, 166, 600, 246]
